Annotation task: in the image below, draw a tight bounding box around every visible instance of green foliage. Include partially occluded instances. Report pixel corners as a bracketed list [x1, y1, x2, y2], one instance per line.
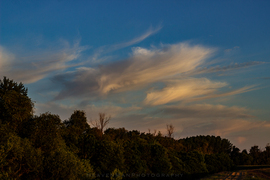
[187, 151, 208, 174]
[250, 146, 262, 165]
[205, 153, 234, 173]
[239, 152, 253, 165]
[123, 141, 148, 174]
[63, 110, 90, 154]
[179, 135, 232, 154]
[156, 136, 184, 152]
[0, 129, 43, 179]
[0, 77, 34, 133]
[104, 128, 128, 141]
[77, 130, 97, 159]
[148, 144, 172, 174]
[0, 122, 94, 180]
[27, 113, 64, 153]
[180, 151, 208, 175]
[64, 110, 90, 131]
[91, 140, 125, 174]
[230, 146, 241, 165]
[261, 145, 270, 165]
[168, 149, 185, 174]
[43, 148, 94, 180]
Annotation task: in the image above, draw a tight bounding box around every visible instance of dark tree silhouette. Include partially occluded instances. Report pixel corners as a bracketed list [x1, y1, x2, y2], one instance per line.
[0, 76, 34, 133]
[250, 145, 261, 165]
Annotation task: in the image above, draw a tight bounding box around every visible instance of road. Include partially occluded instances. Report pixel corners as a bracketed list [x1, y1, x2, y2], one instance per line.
[223, 171, 246, 180]
[201, 171, 247, 180]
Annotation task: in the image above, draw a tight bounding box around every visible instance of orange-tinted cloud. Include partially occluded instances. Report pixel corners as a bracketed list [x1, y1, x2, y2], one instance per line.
[144, 78, 227, 105]
[54, 43, 214, 99]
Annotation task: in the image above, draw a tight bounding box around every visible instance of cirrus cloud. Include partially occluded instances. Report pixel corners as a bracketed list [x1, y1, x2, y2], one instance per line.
[144, 78, 227, 106]
[53, 43, 214, 100]
[0, 42, 87, 84]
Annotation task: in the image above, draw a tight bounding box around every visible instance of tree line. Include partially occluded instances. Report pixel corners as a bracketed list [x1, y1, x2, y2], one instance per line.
[0, 76, 269, 180]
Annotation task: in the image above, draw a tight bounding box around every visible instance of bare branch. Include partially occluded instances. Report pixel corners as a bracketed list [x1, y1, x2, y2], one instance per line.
[90, 119, 100, 129]
[98, 113, 111, 134]
[166, 124, 174, 138]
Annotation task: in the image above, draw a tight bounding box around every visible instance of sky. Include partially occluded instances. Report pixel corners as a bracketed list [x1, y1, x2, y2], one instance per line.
[1, 0, 270, 150]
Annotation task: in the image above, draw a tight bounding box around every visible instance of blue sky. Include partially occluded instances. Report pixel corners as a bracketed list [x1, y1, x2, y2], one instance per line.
[1, 0, 270, 150]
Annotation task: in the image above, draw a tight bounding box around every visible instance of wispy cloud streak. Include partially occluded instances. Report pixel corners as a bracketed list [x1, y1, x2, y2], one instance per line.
[108, 25, 162, 52]
[190, 61, 265, 75]
[189, 85, 258, 102]
[144, 78, 227, 105]
[90, 25, 162, 64]
[53, 43, 213, 100]
[0, 42, 87, 84]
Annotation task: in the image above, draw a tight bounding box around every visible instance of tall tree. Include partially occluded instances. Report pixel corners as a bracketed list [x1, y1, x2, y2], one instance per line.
[249, 145, 261, 165]
[63, 110, 90, 154]
[0, 77, 34, 133]
[64, 110, 90, 134]
[230, 146, 241, 165]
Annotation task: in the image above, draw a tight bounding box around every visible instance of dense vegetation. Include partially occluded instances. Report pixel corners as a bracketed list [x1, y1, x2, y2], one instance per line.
[0, 77, 269, 179]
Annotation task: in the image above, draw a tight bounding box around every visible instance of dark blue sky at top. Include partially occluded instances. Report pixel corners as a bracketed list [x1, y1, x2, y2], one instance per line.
[1, 0, 270, 57]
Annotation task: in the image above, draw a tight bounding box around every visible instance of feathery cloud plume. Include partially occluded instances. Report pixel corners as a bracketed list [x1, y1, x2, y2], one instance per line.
[144, 78, 227, 105]
[53, 43, 213, 100]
